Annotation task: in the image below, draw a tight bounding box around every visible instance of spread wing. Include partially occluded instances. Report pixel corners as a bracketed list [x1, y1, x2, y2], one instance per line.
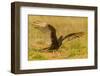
[62, 32, 85, 41]
[47, 24, 59, 49]
[33, 21, 59, 49]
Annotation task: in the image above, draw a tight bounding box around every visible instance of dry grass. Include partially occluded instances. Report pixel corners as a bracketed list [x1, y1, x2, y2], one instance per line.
[28, 15, 88, 60]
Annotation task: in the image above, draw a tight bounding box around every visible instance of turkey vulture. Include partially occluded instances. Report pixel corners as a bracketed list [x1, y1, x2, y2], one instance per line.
[33, 21, 85, 51]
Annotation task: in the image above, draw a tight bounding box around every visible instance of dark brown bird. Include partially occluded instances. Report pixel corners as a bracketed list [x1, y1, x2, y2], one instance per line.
[33, 21, 85, 51]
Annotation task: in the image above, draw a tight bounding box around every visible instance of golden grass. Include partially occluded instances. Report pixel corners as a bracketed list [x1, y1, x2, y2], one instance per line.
[28, 15, 88, 60]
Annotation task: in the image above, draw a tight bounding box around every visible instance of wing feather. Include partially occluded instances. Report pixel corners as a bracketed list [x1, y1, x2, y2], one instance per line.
[62, 32, 85, 41]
